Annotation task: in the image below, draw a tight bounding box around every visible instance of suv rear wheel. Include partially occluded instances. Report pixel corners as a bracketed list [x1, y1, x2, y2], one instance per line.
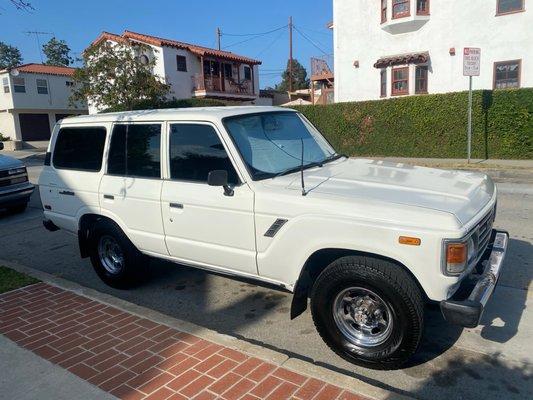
[310, 255, 424, 370]
[89, 219, 146, 288]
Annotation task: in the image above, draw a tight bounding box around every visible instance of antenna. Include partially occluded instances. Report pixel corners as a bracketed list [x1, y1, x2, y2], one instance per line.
[300, 138, 307, 196]
[9, 68, 20, 77]
[23, 31, 54, 63]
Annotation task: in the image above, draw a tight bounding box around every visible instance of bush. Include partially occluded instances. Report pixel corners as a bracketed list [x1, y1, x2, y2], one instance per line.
[0, 133, 10, 141]
[293, 89, 533, 159]
[102, 98, 226, 113]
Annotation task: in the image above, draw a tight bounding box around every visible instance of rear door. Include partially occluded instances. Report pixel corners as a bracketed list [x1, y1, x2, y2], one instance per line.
[99, 122, 167, 255]
[40, 124, 108, 232]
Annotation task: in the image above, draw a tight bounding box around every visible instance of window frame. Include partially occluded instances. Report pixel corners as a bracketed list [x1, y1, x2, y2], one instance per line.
[493, 59, 522, 89]
[415, 65, 428, 94]
[392, 0, 410, 19]
[381, 0, 387, 23]
[13, 77, 25, 93]
[380, 68, 387, 97]
[243, 66, 252, 80]
[166, 120, 243, 185]
[496, 0, 525, 15]
[391, 66, 409, 96]
[36, 78, 48, 95]
[416, 0, 430, 15]
[106, 122, 163, 179]
[176, 55, 187, 72]
[52, 126, 107, 172]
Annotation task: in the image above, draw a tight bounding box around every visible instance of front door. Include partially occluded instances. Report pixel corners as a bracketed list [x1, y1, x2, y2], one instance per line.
[161, 122, 256, 275]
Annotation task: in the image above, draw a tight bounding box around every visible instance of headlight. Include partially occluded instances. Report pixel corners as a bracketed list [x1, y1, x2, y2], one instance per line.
[443, 237, 476, 276]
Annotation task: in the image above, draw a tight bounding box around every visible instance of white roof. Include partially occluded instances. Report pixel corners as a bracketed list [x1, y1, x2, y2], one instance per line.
[281, 99, 312, 106]
[60, 106, 293, 124]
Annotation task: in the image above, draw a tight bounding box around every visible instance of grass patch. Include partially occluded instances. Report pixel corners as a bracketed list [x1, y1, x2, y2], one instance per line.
[0, 266, 39, 294]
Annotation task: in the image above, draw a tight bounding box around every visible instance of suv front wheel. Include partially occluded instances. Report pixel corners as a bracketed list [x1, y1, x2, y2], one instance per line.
[89, 219, 146, 288]
[311, 255, 424, 370]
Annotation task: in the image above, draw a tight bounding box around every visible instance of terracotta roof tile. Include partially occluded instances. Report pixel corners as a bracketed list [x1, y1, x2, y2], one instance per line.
[92, 30, 261, 65]
[374, 52, 429, 68]
[0, 63, 76, 76]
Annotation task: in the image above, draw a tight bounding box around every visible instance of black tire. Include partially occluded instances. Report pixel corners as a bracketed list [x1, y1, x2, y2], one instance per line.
[310, 255, 424, 370]
[7, 202, 28, 214]
[88, 219, 146, 289]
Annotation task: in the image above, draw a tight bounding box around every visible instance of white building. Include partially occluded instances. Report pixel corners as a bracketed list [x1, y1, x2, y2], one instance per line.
[90, 31, 263, 113]
[333, 0, 532, 102]
[0, 63, 87, 144]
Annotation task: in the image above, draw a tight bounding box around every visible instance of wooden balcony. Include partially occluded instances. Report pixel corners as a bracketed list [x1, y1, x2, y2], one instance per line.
[192, 72, 256, 101]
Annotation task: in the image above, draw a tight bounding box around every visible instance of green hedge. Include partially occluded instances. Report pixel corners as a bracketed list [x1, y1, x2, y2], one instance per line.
[293, 89, 533, 159]
[102, 98, 226, 113]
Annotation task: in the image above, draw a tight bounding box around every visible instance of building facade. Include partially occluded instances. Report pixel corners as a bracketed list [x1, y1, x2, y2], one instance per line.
[0, 64, 87, 143]
[333, 0, 532, 102]
[90, 31, 262, 113]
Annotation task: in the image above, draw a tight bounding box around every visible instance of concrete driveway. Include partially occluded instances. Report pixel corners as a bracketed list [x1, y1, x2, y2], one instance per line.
[0, 158, 531, 400]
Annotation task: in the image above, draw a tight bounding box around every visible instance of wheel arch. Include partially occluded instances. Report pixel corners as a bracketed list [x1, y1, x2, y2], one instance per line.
[290, 248, 427, 320]
[78, 213, 122, 258]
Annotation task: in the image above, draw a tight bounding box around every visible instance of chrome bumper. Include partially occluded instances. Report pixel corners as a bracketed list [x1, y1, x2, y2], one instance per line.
[440, 230, 508, 328]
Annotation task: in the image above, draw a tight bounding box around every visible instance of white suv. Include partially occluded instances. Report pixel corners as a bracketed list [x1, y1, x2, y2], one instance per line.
[39, 106, 508, 369]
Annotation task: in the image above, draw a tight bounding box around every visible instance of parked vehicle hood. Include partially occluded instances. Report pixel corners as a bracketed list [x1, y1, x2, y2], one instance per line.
[277, 158, 495, 226]
[0, 154, 24, 171]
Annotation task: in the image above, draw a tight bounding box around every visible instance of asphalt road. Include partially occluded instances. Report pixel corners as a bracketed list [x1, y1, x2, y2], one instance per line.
[1, 159, 531, 400]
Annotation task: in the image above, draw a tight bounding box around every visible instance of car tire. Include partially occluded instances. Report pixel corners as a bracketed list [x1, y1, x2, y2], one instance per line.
[310, 255, 424, 370]
[89, 219, 146, 289]
[7, 203, 28, 214]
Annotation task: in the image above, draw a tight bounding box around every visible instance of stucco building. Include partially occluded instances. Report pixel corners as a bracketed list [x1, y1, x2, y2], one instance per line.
[0, 64, 87, 144]
[333, 0, 532, 102]
[90, 31, 263, 113]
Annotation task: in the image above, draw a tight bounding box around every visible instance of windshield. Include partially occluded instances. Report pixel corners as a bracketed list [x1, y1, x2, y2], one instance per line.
[223, 111, 337, 180]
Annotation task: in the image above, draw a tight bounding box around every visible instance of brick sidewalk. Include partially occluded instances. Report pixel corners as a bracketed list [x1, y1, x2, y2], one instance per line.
[0, 283, 366, 400]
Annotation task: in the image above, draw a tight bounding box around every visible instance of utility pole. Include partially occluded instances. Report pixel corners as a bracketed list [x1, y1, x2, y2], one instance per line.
[216, 27, 222, 50]
[288, 16, 293, 94]
[23, 31, 54, 63]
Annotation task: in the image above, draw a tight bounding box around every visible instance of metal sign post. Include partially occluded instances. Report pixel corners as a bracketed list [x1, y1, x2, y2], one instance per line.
[463, 47, 481, 163]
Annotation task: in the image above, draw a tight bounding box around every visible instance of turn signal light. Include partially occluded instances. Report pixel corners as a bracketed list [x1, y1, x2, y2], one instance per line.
[445, 242, 468, 274]
[399, 236, 421, 246]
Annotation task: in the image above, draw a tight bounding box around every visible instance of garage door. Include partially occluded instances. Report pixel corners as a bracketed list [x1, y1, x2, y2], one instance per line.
[19, 113, 51, 141]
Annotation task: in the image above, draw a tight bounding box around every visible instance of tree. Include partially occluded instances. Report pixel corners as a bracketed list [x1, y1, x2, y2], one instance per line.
[71, 40, 171, 111]
[275, 59, 309, 92]
[43, 37, 73, 66]
[0, 41, 23, 69]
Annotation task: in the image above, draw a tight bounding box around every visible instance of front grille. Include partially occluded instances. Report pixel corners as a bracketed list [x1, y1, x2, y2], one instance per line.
[468, 206, 496, 266]
[0, 167, 28, 188]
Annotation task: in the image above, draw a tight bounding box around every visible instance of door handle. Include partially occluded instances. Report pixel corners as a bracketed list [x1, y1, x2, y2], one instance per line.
[59, 190, 75, 196]
[103, 194, 114, 200]
[169, 202, 183, 209]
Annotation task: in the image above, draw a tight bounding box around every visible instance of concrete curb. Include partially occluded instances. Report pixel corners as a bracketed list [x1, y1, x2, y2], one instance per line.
[1, 258, 412, 400]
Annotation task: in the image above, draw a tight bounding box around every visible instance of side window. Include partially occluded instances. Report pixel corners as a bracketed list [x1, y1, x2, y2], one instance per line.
[53, 127, 106, 171]
[108, 124, 161, 178]
[244, 66, 252, 80]
[169, 124, 239, 184]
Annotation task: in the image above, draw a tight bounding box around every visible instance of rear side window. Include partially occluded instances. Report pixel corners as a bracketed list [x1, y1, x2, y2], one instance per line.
[169, 123, 239, 184]
[108, 124, 161, 178]
[53, 127, 106, 171]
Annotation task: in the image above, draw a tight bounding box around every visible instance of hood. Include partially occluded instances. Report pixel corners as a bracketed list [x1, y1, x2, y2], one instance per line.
[0, 154, 24, 171]
[277, 158, 494, 225]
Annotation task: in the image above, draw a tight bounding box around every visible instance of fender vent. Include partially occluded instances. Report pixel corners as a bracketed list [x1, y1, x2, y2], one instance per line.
[264, 218, 288, 237]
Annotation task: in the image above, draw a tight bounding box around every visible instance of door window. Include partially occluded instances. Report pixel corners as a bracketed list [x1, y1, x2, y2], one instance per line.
[169, 123, 239, 184]
[53, 127, 106, 171]
[108, 124, 161, 178]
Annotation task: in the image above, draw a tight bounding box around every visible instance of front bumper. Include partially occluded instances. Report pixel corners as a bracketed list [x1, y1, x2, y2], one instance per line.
[440, 230, 508, 328]
[0, 184, 35, 207]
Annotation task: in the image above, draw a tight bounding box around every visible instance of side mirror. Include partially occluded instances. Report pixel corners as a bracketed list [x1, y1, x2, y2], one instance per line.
[207, 170, 234, 196]
[0, 142, 4, 151]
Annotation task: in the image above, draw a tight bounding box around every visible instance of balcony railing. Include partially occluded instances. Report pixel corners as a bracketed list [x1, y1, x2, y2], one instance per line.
[192, 74, 254, 97]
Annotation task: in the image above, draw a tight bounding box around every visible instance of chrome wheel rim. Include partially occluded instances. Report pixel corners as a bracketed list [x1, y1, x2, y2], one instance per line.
[333, 287, 393, 347]
[97, 235, 124, 275]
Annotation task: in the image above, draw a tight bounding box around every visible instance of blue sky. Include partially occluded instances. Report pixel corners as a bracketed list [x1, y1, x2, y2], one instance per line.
[1, 0, 333, 88]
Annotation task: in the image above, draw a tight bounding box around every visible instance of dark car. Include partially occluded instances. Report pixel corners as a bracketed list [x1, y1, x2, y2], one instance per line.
[0, 142, 34, 213]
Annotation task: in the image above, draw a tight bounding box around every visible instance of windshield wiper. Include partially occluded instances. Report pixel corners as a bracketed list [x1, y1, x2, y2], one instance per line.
[271, 153, 345, 180]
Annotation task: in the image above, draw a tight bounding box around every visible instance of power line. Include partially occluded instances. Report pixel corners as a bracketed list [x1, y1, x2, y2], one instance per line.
[254, 29, 286, 58]
[297, 25, 333, 37]
[221, 25, 287, 37]
[293, 25, 331, 57]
